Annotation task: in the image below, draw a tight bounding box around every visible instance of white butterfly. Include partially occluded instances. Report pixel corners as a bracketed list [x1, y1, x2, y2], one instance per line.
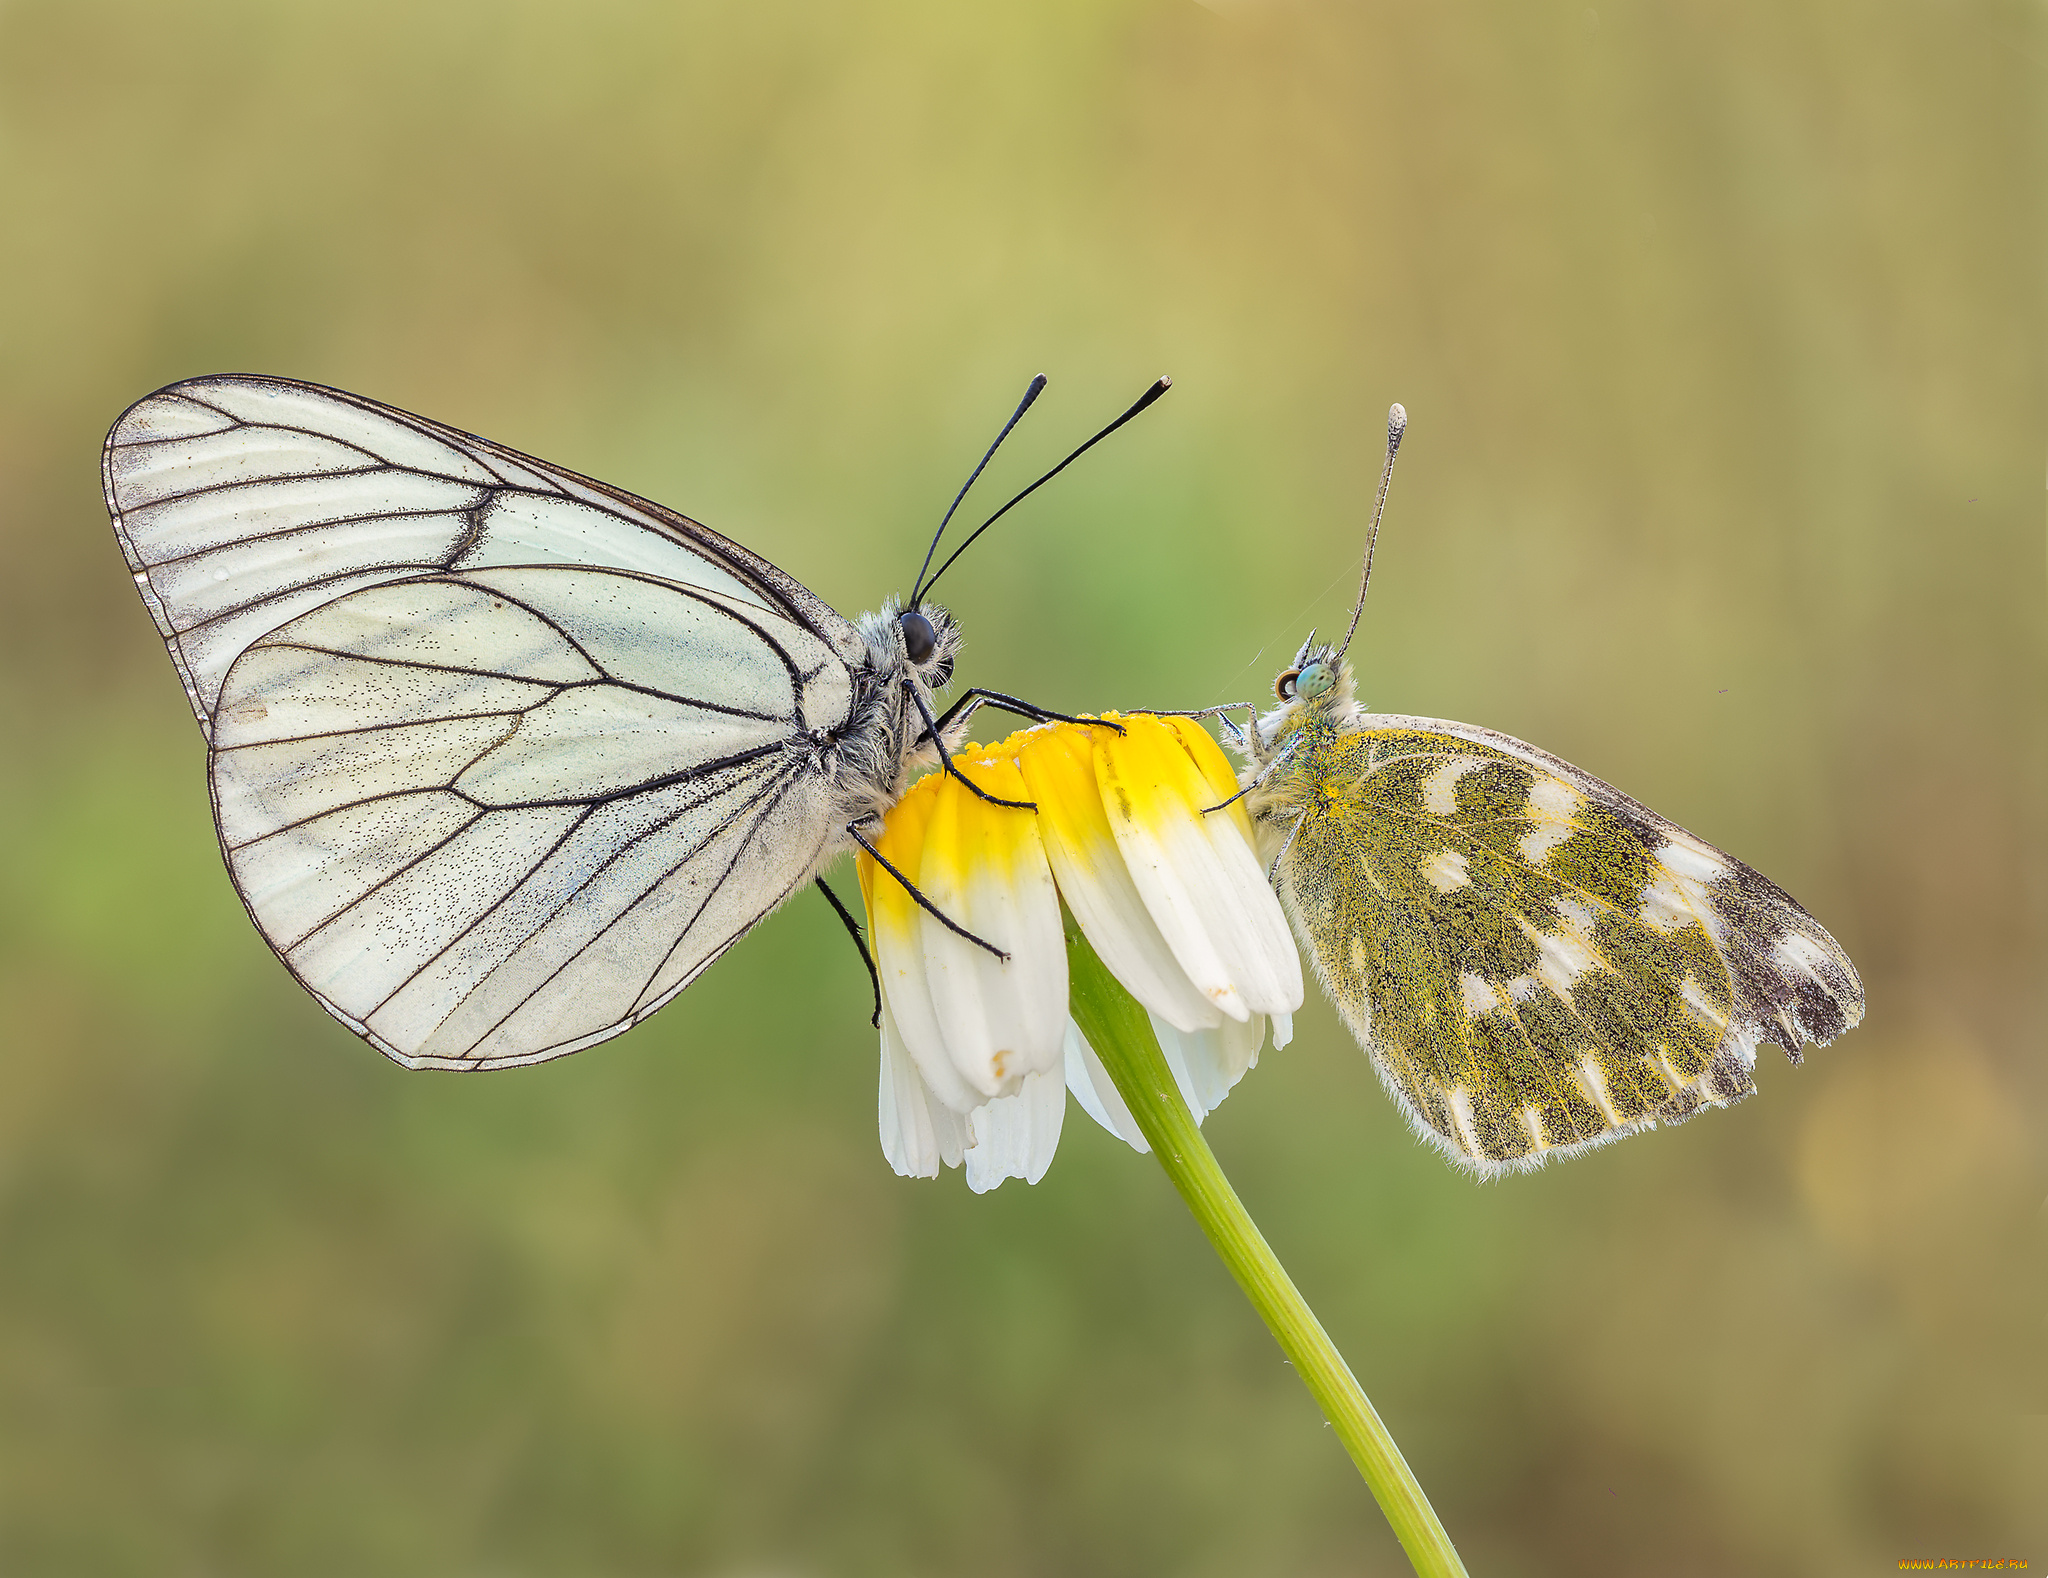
[104, 374, 1158, 1070]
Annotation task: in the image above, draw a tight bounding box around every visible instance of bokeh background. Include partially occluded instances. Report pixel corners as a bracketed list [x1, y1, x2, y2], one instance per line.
[1, 2, 2042, 1573]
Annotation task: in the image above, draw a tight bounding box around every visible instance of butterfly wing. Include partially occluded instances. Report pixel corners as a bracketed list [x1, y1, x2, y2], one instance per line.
[1270, 714, 1863, 1174]
[210, 564, 853, 1068]
[105, 375, 870, 1068]
[103, 374, 866, 740]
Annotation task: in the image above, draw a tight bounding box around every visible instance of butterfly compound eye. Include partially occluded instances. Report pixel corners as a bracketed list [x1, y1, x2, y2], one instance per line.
[899, 609, 937, 665]
[1295, 661, 1335, 699]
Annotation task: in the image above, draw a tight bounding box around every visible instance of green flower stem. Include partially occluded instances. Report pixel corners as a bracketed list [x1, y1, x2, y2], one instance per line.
[1064, 911, 1469, 1578]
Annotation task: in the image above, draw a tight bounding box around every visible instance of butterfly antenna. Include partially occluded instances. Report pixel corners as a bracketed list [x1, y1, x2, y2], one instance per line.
[918, 376, 1172, 599]
[1336, 402, 1408, 660]
[908, 375, 1048, 608]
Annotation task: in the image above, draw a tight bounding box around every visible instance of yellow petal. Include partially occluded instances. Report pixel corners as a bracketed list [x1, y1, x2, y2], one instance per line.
[1015, 722, 1221, 1032]
[1161, 714, 1260, 845]
[1094, 716, 1301, 1021]
[863, 776, 983, 1115]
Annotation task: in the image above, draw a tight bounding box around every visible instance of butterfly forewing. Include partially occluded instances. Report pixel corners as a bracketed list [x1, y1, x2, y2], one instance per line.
[104, 375, 865, 738]
[1273, 714, 1862, 1175]
[106, 376, 882, 1070]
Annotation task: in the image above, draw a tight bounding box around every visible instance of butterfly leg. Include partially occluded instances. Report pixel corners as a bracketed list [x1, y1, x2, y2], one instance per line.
[846, 818, 1010, 963]
[903, 682, 1036, 809]
[1202, 733, 1299, 814]
[1122, 703, 1252, 724]
[1266, 810, 1307, 884]
[925, 687, 1129, 743]
[814, 877, 883, 1028]
[1117, 702, 1260, 754]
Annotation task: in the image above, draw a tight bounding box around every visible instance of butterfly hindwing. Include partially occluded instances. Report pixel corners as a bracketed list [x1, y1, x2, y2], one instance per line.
[210, 564, 850, 1069]
[1270, 714, 1863, 1175]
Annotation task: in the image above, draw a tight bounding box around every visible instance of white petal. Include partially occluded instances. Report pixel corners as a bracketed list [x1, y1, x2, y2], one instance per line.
[1075, 878, 1222, 1034]
[964, 1066, 1067, 1192]
[874, 890, 987, 1117]
[1178, 810, 1302, 1018]
[1095, 723, 1303, 1022]
[1017, 730, 1222, 1033]
[1062, 1019, 1149, 1153]
[878, 1000, 935, 1178]
[878, 996, 967, 1177]
[1150, 1011, 1266, 1123]
[917, 774, 1068, 1100]
[866, 797, 988, 1118]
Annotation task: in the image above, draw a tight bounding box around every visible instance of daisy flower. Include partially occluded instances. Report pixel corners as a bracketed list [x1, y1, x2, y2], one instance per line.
[856, 714, 1302, 1191]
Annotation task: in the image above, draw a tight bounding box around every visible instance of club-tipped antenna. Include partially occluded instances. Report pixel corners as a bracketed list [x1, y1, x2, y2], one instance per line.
[909, 374, 1048, 607]
[918, 376, 1172, 600]
[1335, 402, 1408, 659]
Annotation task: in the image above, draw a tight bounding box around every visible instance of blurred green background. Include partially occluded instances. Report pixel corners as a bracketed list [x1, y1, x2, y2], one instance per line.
[1, 2, 2042, 1573]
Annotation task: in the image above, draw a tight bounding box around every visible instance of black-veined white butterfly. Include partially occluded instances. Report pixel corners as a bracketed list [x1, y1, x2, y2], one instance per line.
[103, 373, 1162, 1070]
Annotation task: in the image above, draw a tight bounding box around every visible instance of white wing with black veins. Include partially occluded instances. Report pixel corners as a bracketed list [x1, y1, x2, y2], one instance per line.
[103, 375, 865, 739]
[105, 377, 865, 1069]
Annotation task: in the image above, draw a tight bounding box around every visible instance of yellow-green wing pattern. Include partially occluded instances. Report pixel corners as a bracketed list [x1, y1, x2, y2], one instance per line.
[1266, 714, 1863, 1175]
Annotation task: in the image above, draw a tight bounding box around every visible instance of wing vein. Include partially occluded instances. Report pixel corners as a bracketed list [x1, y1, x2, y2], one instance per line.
[141, 504, 487, 572]
[456, 766, 804, 1055]
[373, 762, 799, 1044]
[483, 741, 790, 811]
[627, 771, 812, 1014]
[228, 784, 474, 851]
[442, 574, 808, 722]
[276, 802, 520, 949]
[251, 639, 577, 689]
[214, 699, 556, 752]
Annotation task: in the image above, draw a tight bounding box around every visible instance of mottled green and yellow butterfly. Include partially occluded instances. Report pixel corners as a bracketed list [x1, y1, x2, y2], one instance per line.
[1229, 406, 1863, 1176]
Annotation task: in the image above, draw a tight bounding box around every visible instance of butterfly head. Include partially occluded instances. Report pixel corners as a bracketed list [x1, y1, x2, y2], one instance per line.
[1257, 632, 1361, 754]
[1274, 628, 1349, 703]
[1276, 658, 1338, 703]
[891, 600, 958, 690]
